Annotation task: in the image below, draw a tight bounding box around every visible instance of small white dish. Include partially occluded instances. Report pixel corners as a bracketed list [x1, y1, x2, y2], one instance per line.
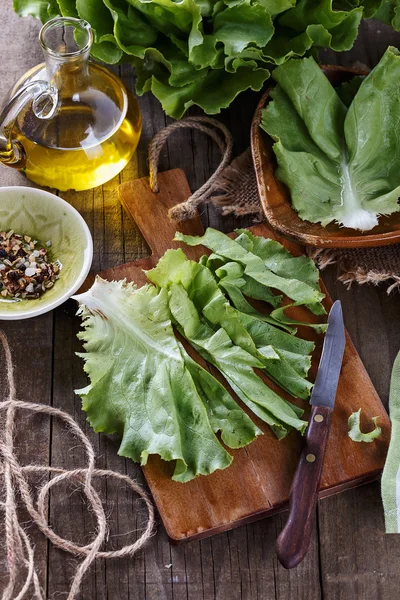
[0, 186, 93, 320]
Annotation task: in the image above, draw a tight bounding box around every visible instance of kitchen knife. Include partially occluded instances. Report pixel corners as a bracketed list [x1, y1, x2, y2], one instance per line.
[276, 300, 345, 570]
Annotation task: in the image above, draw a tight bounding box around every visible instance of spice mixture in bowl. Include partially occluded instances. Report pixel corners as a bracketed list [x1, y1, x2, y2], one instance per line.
[0, 187, 93, 320]
[0, 231, 60, 300]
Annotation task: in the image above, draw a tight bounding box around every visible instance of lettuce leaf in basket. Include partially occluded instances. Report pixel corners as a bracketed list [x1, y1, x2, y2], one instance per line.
[74, 277, 261, 483]
[261, 47, 400, 231]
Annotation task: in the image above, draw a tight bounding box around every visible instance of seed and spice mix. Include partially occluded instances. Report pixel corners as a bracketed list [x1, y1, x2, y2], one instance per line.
[0, 230, 60, 300]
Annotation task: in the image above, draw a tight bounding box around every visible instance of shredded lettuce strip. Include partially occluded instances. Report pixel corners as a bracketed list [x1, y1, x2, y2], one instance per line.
[175, 228, 326, 313]
[348, 408, 382, 443]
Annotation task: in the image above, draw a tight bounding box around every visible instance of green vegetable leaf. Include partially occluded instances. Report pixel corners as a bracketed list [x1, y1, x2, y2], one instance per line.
[348, 408, 382, 442]
[269, 304, 328, 334]
[261, 48, 400, 230]
[175, 228, 325, 311]
[74, 277, 240, 483]
[183, 350, 262, 448]
[204, 253, 284, 310]
[279, 0, 363, 51]
[14, 0, 373, 117]
[235, 229, 321, 291]
[147, 65, 270, 118]
[103, 0, 158, 54]
[76, 0, 124, 63]
[237, 310, 314, 377]
[147, 247, 314, 399]
[334, 0, 382, 19]
[374, 0, 400, 30]
[13, 0, 58, 20]
[168, 281, 307, 437]
[57, 0, 78, 17]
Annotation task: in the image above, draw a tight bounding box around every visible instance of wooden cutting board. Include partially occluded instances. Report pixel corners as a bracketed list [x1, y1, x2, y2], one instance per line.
[96, 168, 390, 543]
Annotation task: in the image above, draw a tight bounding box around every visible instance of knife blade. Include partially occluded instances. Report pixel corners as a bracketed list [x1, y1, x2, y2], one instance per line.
[276, 300, 345, 570]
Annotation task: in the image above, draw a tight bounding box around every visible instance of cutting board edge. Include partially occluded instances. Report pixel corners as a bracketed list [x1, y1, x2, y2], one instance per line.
[165, 468, 383, 544]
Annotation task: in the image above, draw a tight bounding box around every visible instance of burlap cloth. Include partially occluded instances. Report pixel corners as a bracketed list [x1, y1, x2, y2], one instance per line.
[148, 118, 400, 293]
[208, 148, 400, 293]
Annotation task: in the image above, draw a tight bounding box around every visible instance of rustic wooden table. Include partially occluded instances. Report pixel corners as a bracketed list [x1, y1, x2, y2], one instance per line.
[1, 2, 400, 599]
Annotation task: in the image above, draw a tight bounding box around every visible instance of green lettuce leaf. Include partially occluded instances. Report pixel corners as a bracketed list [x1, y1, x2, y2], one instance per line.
[103, 0, 158, 54]
[57, 0, 78, 16]
[14, 0, 374, 117]
[235, 229, 320, 290]
[74, 277, 262, 483]
[167, 281, 307, 437]
[348, 408, 382, 442]
[183, 350, 263, 448]
[175, 228, 325, 311]
[261, 48, 400, 230]
[333, 0, 382, 19]
[146, 247, 315, 399]
[237, 310, 314, 377]
[147, 65, 270, 118]
[13, 0, 58, 20]
[278, 0, 363, 51]
[269, 304, 328, 334]
[76, 0, 124, 62]
[374, 0, 400, 30]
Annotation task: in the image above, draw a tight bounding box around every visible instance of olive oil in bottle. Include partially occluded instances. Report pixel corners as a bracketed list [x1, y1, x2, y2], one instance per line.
[0, 17, 142, 191]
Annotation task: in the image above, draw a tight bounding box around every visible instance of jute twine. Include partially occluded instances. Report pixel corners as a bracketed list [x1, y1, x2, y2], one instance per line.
[148, 116, 233, 221]
[150, 118, 400, 291]
[0, 330, 155, 599]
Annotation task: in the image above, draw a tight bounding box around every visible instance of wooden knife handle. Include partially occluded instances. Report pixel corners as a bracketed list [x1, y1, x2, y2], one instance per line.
[276, 405, 332, 569]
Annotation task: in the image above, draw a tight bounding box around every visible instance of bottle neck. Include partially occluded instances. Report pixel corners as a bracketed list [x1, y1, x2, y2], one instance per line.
[44, 49, 90, 94]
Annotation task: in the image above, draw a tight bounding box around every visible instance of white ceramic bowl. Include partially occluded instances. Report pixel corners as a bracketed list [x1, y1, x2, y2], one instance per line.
[0, 186, 93, 320]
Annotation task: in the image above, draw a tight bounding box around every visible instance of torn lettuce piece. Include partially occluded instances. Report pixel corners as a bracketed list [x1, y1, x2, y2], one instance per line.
[235, 229, 320, 290]
[218, 277, 292, 331]
[146, 248, 279, 360]
[234, 229, 325, 316]
[211, 258, 283, 310]
[175, 228, 325, 312]
[348, 409, 382, 443]
[74, 277, 241, 483]
[182, 349, 262, 448]
[270, 305, 328, 334]
[261, 48, 400, 231]
[147, 248, 314, 399]
[168, 281, 307, 437]
[237, 311, 314, 378]
[211, 260, 292, 330]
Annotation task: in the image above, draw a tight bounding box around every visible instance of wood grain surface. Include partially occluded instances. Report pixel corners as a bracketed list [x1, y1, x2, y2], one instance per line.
[1, 2, 400, 598]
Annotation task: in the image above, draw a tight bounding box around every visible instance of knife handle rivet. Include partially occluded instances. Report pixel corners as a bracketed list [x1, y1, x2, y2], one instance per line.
[306, 454, 316, 463]
[314, 414, 324, 423]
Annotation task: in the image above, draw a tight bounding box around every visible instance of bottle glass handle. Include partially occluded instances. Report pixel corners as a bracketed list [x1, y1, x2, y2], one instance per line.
[0, 81, 58, 169]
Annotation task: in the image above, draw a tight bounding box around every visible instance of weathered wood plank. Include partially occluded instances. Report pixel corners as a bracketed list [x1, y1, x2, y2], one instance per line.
[0, 6, 51, 597]
[318, 21, 400, 600]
